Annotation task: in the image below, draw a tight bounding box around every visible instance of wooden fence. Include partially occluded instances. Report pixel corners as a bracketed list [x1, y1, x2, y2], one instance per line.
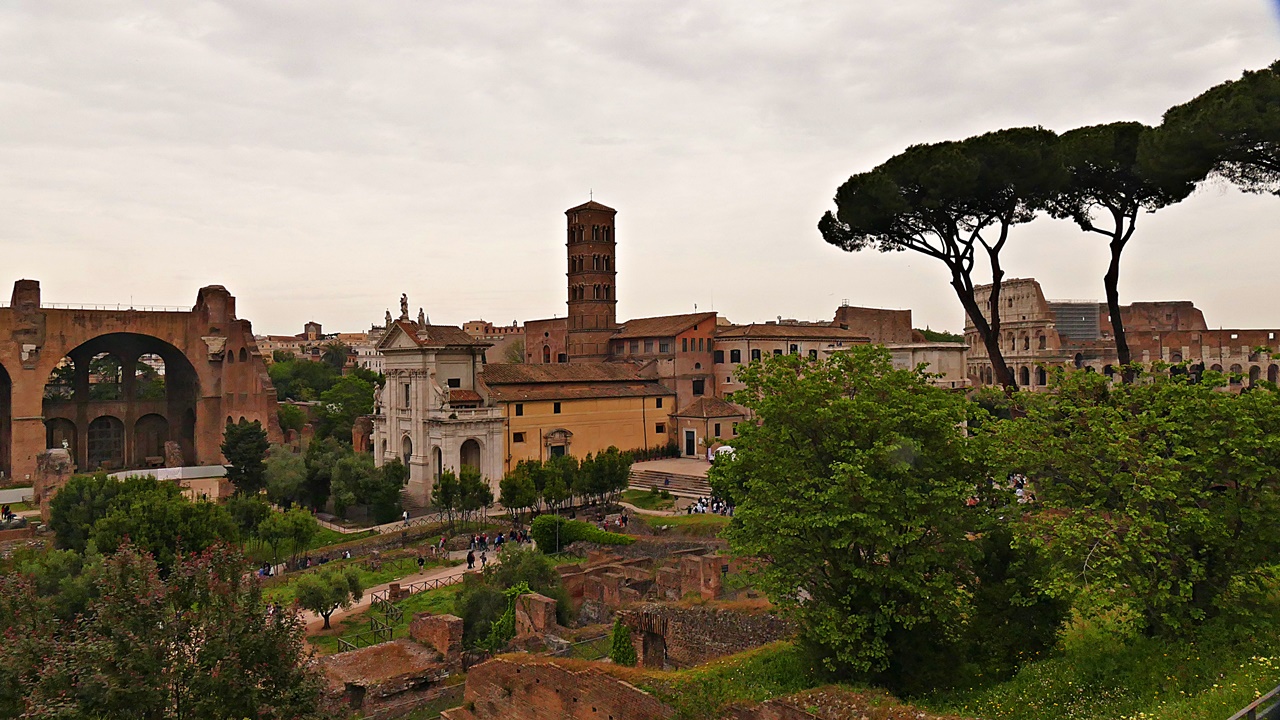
[1229, 684, 1280, 720]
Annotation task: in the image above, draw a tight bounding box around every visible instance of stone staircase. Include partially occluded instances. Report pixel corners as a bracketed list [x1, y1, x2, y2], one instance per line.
[628, 469, 712, 498]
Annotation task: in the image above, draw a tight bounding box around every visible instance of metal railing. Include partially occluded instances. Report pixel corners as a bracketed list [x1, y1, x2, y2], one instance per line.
[336, 572, 467, 652]
[1229, 684, 1280, 720]
[0, 301, 189, 312]
[367, 571, 466, 605]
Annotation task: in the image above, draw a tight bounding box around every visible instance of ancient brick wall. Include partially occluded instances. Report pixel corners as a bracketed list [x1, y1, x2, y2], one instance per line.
[409, 613, 463, 666]
[515, 593, 559, 636]
[832, 305, 915, 345]
[619, 604, 796, 669]
[444, 657, 673, 720]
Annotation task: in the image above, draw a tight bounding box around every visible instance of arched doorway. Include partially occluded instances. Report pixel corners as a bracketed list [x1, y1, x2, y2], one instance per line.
[401, 435, 413, 466]
[42, 333, 200, 470]
[1250, 366, 1262, 386]
[433, 447, 443, 480]
[44, 418, 77, 462]
[1019, 366, 1030, 387]
[134, 414, 169, 465]
[542, 345, 551, 364]
[87, 416, 125, 470]
[1230, 364, 1243, 386]
[1036, 366, 1047, 387]
[460, 439, 481, 474]
[0, 362, 10, 480]
[1269, 365, 1278, 384]
[1073, 353, 1084, 369]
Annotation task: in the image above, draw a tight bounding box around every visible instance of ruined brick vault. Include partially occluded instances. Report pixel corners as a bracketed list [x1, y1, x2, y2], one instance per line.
[0, 280, 281, 484]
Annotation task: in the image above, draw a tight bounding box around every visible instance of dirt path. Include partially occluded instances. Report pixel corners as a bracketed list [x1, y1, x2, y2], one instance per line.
[300, 547, 506, 635]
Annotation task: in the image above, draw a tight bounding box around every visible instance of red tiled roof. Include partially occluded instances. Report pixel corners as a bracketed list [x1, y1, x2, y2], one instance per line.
[378, 320, 481, 349]
[670, 397, 749, 419]
[484, 382, 673, 402]
[716, 324, 870, 341]
[565, 200, 616, 213]
[613, 312, 717, 340]
[448, 389, 483, 403]
[481, 362, 646, 384]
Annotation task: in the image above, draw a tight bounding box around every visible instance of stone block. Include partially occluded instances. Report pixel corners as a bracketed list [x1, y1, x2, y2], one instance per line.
[515, 592, 559, 637]
[410, 613, 463, 666]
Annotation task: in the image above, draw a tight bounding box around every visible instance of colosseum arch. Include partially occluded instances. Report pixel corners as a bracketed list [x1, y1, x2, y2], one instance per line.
[41, 333, 200, 471]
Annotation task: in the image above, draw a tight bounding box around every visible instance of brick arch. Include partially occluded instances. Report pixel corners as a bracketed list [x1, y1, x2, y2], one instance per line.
[0, 360, 10, 480]
[0, 281, 281, 482]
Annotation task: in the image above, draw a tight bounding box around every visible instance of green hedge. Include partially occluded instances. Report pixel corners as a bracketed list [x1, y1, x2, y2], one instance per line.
[530, 515, 634, 553]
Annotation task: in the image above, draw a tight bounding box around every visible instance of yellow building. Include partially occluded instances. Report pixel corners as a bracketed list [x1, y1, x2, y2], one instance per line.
[480, 363, 675, 474]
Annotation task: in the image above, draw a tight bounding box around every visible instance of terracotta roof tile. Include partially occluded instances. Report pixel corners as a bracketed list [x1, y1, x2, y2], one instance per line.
[378, 320, 482, 349]
[613, 312, 718, 340]
[448, 389, 483, 403]
[670, 397, 749, 419]
[715, 324, 871, 341]
[565, 200, 616, 213]
[481, 362, 646, 384]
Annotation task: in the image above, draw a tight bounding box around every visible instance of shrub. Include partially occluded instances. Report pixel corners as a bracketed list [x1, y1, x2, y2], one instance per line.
[609, 617, 637, 666]
[529, 515, 634, 553]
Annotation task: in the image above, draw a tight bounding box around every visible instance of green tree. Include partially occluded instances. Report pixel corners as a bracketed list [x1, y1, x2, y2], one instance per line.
[301, 436, 342, 511]
[222, 418, 269, 495]
[277, 403, 307, 434]
[48, 473, 126, 553]
[819, 127, 1065, 391]
[295, 566, 363, 630]
[1143, 60, 1280, 196]
[709, 347, 981, 690]
[541, 454, 576, 513]
[502, 338, 526, 364]
[268, 358, 340, 401]
[225, 493, 272, 544]
[314, 373, 375, 441]
[4, 544, 326, 719]
[330, 450, 375, 518]
[256, 511, 291, 565]
[432, 468, 460, 524]
[366, 459, 407, 524]
[609, 617, 637, 666]
[499, 466, 538, 522]
[990, 368, 1280, 636]
[264, 444, 307, 507]
[319, 341, 351, 372]
[283, 508, 319, 562]
[457, 466, 494, 527]
[1049, 122, 1199, 375]
[271, 349, 296, 363]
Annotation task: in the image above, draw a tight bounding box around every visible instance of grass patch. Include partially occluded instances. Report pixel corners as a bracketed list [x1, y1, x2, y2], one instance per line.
[266, 555, 459, 605]
[926, 620, 1280, 720]
[621, 488, 676, 511]
[632, 641, 825, 719]
[6, 501, 31, 513]
[635, 513, 730, 537]
[243, 527, 378, 564]
[309, 583, 463, 655]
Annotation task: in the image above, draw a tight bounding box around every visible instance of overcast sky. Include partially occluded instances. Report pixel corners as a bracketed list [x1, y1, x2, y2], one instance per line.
[1, 2, 1278, 335]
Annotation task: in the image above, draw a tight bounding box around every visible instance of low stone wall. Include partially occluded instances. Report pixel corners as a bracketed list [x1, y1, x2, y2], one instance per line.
[441, 657, 673, 720]
[409, 613, 463, 668]
[618, 604, 796, 669]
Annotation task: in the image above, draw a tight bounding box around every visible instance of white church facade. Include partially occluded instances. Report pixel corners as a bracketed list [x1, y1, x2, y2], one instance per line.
[371, 302, 504, 505]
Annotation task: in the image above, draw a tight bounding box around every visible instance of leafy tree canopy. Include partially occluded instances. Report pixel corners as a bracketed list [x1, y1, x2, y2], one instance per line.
[222, 418, 269, 496]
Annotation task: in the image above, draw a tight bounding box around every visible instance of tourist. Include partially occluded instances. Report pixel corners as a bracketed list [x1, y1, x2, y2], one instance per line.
[417, 554, 425, 572]
[402, 509, 410, 526]
[480, 551, 488, 568]
[466, 550, 475, 569]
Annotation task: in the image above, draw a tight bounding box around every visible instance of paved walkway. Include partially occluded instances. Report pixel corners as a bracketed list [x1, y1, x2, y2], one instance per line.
[631, 458, 710, 476]
[0, 488, 33, 504]
[300, 547, 508, 636]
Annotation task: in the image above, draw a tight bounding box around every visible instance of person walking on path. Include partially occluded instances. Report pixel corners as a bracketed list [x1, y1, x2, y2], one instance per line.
[467, 550, 475, 570]
[402, 510, 410, 527]
[480, 551, 488, 569]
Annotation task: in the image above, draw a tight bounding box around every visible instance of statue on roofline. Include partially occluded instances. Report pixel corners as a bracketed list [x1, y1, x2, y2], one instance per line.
[400, 293, 409, 320]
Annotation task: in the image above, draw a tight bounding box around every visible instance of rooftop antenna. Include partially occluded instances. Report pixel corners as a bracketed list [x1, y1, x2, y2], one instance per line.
[589, 189, 593, 201]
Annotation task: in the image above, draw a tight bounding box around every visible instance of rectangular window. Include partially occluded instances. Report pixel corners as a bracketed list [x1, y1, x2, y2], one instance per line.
[553, 401, 562, 414]
[513, 432, 526, 443]
[730, 349, 741, 363]
[808, 349, 817, 360]
[790, 344, 799, 354]
[713, 350, 724, 363]
[629, 340, 639, 353]
[698, 337, 704, 352]
[655, 423, 665, 434]
[550, 445, 566, 457]
[714, 422, 721, 437]
[644, 340, 653, 353]
[692, 378, 705, 396]
[403, 384, 410, 407]
[447, 378, 461, 388]
[773, 349, 783, 356]
[515, 403, 524, 417]
[751, 349, 761, 362]
[682, 337, 688, 352]
[613, 342, 623, 354]
[659, 341, 670, 353]
[731, 423, 738, 435]
[655, 397, 663, 409]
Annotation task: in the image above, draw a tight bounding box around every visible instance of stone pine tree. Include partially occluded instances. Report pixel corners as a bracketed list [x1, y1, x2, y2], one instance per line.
[295, 567, 364, 630]
[1142, 60, 1280, 196]
[1048, 122, 1199, 378]
[221, 418, 269, 495]
[820, 127, 1065, 391]
[609, 617, 637, 666]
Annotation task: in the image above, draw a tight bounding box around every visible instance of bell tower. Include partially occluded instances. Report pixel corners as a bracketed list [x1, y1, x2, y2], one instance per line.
[565, 200, 617, 361]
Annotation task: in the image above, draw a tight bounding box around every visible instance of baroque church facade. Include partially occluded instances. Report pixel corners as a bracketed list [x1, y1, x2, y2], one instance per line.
[371, 298, 504, 505]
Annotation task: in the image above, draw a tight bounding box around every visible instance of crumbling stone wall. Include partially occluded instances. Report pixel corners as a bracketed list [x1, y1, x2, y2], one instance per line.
[515, 593, 559, 637]
[441, 657, 673, 720]
[410, 613, 463, 668]
[618, 604, 796, 669]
